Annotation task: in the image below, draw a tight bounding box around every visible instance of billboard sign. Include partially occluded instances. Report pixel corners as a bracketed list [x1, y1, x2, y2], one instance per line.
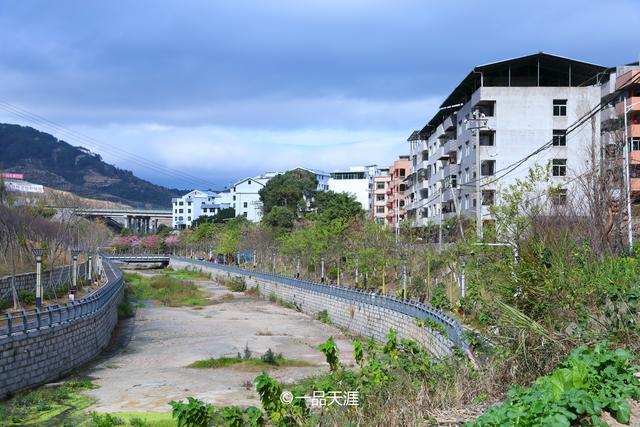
[1, 172, 24, 180]
[5, 180, 44, 193]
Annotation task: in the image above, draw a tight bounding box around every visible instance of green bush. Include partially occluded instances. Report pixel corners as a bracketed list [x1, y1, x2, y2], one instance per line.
[469, 343, 640, 426]
[261, 348, 276, 365]
[90, 412, 125, 427]
[18, 290, 35, 305]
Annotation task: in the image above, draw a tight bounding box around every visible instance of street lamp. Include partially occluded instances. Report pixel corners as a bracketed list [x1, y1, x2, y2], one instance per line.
[32, 248, 48, 310]
[71, 249, 82, 293]
[296, 256, 300, 278]
[623, 98, 640, 254]
[253, 249, 257, 269]
[401, 254, 407, 300]
[354, 256, 359, 288]
[320, 255, 325, 283]
[87, 253, 93, 284]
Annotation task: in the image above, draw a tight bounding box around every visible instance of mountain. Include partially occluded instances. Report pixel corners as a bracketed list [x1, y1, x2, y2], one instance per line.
[0, 123, 183, 208]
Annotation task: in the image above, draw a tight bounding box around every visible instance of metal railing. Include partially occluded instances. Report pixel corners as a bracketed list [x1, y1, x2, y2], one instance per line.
[0, 259, 124, 339]
[173, 256, 469, 352]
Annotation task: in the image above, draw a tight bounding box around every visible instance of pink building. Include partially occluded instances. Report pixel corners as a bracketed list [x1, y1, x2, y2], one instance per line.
[372, 156, 409, 227]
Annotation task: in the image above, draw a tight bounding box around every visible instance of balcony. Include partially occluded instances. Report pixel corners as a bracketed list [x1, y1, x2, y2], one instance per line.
[631, 124, 640, 138]
[631, 151, 640, 164]
[631, 178, 640, 194]
[615, 97, 640, 116]
[616, 70, 640, 90]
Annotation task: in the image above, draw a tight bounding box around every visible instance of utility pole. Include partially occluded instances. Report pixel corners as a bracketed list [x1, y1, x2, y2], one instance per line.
[623, 97, 633, 253]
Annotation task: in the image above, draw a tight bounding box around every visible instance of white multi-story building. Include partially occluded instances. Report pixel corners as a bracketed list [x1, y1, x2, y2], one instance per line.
[171, 173, 276, 228]
[328, 165, 379, 211]
[405, 53, 607, 230]
[171, 190, 219, 229]
[217, 173, 276, 222]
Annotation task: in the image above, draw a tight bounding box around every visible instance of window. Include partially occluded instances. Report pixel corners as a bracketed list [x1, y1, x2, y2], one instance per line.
[187, 209, 191, 213]
[233, 196, 236, 201]
[553, 99, 567, 117]
[553, 129, 567, 146]
[482, 190, 495, 206]
[248, 180, 251, 185]
[187, 202, 192, 206]
[174, 209, 177, 213]
[481, 160, 495, 176]
[376, 182, 385, 190]
[376, 194, 385, 201]
[179, 209, 183, 213]
[479, 131, 495, 146]
[243, 212, 248, 217]
[552, 159, 567, 176]
[399, 168, 406, 177]
[202, 208, 207, 213]
[243, 202, 248, 208]
[376, 206, 385, 214]
[187, 217, 191, 221]
[179, 201, 184, 206]
[551, 189, 567, 205]
[630, 137, 640, 152]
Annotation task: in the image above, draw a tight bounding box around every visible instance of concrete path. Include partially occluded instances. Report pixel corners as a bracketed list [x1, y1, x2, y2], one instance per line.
[83, 272, 354, 412]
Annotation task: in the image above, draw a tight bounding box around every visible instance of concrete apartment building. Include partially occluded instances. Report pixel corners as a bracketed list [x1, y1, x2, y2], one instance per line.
[600, 62, 640, 206]
[405, 53, 606, 230]
[372, 169, 391, 223]
[328, 165, 380, 211]
[372, 156, 410, 226]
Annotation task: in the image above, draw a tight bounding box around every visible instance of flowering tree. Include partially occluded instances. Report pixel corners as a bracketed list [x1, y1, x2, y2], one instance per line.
[164, 235, 180, 255]
[143, 235, 160, 254]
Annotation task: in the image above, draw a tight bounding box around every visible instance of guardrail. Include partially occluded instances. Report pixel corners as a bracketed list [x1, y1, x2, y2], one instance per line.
[106, 255, 170, 263]
[171, 256, 469, 352]
[0, 259, 124, 338]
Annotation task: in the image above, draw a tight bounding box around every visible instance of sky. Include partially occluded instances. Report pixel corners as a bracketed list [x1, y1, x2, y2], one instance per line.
[0, 0, 638, 190]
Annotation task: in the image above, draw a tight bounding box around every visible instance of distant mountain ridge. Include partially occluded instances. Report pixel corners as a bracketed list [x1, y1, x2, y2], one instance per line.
[0, 123, 183, 207]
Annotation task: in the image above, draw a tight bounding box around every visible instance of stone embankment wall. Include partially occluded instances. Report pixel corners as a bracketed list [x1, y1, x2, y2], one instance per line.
[0, 261, 123, 399]
[170, 259, 453, 357]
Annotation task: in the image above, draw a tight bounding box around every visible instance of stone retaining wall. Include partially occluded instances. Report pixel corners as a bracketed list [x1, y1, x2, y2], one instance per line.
[0, 262, 123, 399]
[171, 259, 453, 357]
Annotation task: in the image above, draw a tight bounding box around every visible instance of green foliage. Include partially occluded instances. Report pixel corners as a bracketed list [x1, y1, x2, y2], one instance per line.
[314, 191, 363, 223]
[469, 344, 640, 426]
[318, 337, 340, 371]
[192, 208, 236, 228]
[316, 309, 331, 324]
[353, 340, 364, 368]
[117, 289, 134, 319]
[18, 290, 35, 305]
[256, 372, 307, 426]
[90, 412, 125, 426]
[263, 206, 296, 230]
[216, 275, 247, 292]
[169, 397, 215, 427]
[261, 348, 277, 365]
[429, 286, 449, 310]
[259, 169, 318, 217]
[268, 292, 277, 303]
[125, 273, 211, 307]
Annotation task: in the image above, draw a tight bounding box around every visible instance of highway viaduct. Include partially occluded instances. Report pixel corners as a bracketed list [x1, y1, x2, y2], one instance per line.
[50, 207, 172, 233]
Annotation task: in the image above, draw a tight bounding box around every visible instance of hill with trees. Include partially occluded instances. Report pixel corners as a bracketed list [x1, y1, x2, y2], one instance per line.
[0, 123, 183, 207]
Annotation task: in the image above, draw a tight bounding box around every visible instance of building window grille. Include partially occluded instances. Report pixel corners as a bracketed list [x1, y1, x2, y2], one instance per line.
[630, 137, 640, 152]
[376, 194, 385, 201]
[553, 129, 567, 146]
[553, 99, 567, 117]
[551, 189, 567, 205]
[552, 159, 567, 176]
[481, 160, 495, 176]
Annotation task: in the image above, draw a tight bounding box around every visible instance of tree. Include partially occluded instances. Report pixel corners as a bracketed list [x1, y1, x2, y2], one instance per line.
[259, 169, 317, 216]
[191, 207, 236, 227]
[314, 191, 364, 223]
[264, 206, 296, 230]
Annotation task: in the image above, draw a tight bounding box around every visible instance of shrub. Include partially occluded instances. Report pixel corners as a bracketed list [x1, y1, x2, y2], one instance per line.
[228, 276, 246, 292]
[268, 292, 277, 303]
[318, 337, 340, 371]
[90, 412, 125, 427]
[430, 286, 449, 310]
[317, 309, 331, 324]
[261, 348, 277, 365]
[18, 291, 35, 306]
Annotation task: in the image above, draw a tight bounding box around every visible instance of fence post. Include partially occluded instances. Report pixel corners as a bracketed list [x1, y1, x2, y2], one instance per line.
[46, 306, 53, 327]
[6, 312, 13, 335]
[21, 310, 28, 333]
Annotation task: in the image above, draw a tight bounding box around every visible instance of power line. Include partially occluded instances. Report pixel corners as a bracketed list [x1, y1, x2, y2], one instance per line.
[0, 100, 216, 190]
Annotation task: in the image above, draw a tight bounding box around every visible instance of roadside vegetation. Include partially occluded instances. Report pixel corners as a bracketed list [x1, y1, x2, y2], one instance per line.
[124, 272, 211, 307]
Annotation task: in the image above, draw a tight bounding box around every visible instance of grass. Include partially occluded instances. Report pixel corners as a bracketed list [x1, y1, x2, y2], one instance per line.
[124, 272, 211, 307]
[245, 286, 260, 297]
[186, 354, 317, 370]
[0, 378, 96, 426]
[160, 268, 210, 280]
[317, 309, 331, 324]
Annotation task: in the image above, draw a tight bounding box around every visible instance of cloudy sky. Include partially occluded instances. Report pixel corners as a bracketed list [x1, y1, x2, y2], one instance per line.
[0, 0, 638, 189]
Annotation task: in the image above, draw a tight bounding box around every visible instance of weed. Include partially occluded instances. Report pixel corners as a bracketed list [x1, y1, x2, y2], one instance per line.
[268, 292, 277, 303]
[317, 309, 331, 324]
[90, 412, 125, 426]
[244, 286, 260, 297]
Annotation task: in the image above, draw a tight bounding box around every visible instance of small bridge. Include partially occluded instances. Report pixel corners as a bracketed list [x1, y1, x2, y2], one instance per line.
[105, 254, 170, 265]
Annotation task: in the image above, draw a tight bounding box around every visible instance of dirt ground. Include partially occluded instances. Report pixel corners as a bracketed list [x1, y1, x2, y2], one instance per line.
[83, 271, 355, 412]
